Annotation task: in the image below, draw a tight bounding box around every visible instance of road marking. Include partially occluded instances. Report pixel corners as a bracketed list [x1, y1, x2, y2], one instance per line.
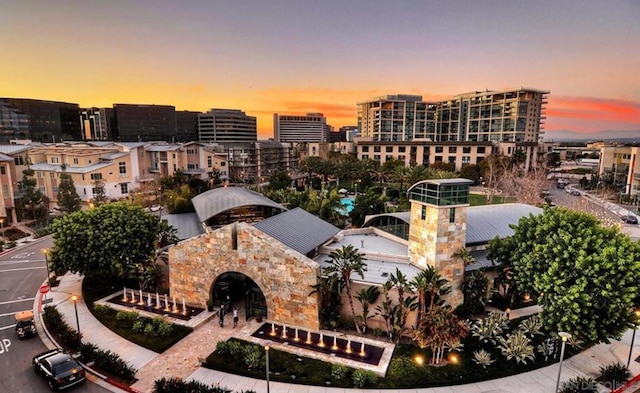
[0, 298, 35, 305]
[0, 267, 45, 273]
[11, 252, 35, 259]
[0, 260, 46, 267]
[0, 312, 21, 317]
[0, 325, 14, 331]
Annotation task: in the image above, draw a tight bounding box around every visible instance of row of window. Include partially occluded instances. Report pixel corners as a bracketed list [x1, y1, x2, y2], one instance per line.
[361, 146, 485, 154]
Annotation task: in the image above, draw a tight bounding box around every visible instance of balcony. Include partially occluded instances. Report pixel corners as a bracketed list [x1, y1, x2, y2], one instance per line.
[135, 174, 157, 182]
[183, 168, 205, 174]
[149, 167, 160, 173]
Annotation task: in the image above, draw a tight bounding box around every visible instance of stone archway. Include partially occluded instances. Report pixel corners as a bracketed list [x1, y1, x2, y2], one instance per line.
[211, 271, 267, 320]
[168, 222, 321, 330]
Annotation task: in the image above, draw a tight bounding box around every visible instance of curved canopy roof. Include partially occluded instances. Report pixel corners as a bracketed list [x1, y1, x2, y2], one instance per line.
[192, 187, 286, 222]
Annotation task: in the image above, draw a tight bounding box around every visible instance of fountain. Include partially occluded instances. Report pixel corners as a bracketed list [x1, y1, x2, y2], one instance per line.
[106, 290, 204, 322]
[130, 289, 136, 304]
[138, 289, 144, 305]
[172, 296, 178, 313]
[147, 292, 152, 307]
[251, 322, 384, 366]
[123, 287, 128, 302]
[155, 293, 161, 309]
[182, 298, 187, 315]
[164, 294, 170, 312]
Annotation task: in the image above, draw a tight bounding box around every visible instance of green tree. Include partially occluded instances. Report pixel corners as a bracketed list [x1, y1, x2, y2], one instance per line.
[355, 286, 380, 333]
[91, 179, 108, 207]
[349, 191, 385, 227]
[310, 274, 343, 329]
[19, 166, 44, 220]
[458, 163, 482, 184]
[48, 202, 169, 280]
[267, 171, 292, 191]
[462, 270, 489, 316]
[488, 207, 640, 343]
[323, 245, 367, 333]
[57, 165, 81, 213]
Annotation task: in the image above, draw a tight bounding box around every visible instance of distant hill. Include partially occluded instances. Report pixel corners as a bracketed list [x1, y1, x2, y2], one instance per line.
[544, 129, 640, 143]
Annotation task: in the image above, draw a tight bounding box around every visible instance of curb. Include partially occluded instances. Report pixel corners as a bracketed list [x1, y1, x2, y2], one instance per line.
[611, 374, 640, 393]
[33, 277, 141, 393]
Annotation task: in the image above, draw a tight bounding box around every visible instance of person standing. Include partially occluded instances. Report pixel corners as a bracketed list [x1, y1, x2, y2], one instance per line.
[218, 306, 225, 327]
[233, 307, 238, 328]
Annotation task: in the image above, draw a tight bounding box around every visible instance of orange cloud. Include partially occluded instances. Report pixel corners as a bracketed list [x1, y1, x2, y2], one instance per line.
[546, 96, 640, 124]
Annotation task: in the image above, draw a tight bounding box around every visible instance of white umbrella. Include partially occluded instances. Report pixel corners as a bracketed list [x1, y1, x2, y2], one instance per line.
[338, 188, 348, 193]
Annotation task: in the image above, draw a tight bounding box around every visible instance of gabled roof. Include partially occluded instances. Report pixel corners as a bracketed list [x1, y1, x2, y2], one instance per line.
[191, 187, 286, 222]
[0, 153, 13, 162]
[0, 145, 33, 155]
[30, 161, 113, 173]
[254, 208, 340, 256]
[160, 213, 204, 240]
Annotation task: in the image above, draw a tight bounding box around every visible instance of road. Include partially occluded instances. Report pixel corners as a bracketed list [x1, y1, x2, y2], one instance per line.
[0, 236, 108, 393]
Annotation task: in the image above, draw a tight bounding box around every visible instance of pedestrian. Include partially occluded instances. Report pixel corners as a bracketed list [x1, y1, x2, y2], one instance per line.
[218, 306, 225, 328]
[233, 307, 238, 328]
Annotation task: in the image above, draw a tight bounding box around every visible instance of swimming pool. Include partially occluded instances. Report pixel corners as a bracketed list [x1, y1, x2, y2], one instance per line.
[340, 197, 354, 214]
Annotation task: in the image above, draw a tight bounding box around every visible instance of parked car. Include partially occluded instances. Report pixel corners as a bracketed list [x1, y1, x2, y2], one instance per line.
[15, 310, 37, 338]
[33, 349, 86, 391]
[621, 215, 638, 224]
[571, 189, 582, 196]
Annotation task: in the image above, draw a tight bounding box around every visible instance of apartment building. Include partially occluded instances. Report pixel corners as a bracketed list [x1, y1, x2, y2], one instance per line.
[224, 141, 295, 184]
[274, 113, 329, 143]
[355, 139, 494, 171]
[357, 95, 437, 142]
[0, 153, 17, 223]
[357, 88, 548, 144]
[599, 146, 639, 195]
[198, 109, 257, 143]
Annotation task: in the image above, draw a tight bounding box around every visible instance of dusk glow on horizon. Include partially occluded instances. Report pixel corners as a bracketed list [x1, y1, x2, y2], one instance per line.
[1, 0, 639, 139]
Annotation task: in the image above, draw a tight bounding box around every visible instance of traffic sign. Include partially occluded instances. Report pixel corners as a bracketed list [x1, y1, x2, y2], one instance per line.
[39, 285, 50, 294]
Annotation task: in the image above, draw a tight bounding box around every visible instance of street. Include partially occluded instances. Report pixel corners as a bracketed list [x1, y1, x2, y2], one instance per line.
[0, 236, 108, 393]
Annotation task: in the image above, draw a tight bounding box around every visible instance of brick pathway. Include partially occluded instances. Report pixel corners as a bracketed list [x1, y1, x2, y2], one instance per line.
[131, 312, 260, 392]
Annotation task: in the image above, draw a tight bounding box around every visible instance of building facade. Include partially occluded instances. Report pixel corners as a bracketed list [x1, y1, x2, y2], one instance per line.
[176, 111, 201, 142]
[274, 113, 328, 143]
[198, 109, 257, 143]
[0, 101, 29, 142]
[357, 88, 548, 144]
[80, 107, 113, 141]
[224, 141, 295, 184]
[113, 104, 177, 142]
[0, 98, 82, 142]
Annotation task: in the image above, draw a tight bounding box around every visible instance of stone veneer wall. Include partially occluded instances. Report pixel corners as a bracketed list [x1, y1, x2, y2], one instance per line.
[168, 221, 321, 330]
[407, 201, 466, 307]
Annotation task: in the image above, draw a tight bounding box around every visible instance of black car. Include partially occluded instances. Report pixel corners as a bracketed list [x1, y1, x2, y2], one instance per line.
[621, 215, 639, 224]
[33, 349, 86, 391]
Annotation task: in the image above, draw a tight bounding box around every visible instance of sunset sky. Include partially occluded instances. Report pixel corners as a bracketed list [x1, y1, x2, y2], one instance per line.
[1, 0, 639, 140]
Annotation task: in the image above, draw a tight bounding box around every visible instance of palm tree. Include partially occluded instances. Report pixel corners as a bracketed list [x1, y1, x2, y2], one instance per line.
[355, 286, 380, 333]
[388, 268, 414, 327]
[323, 244, 367, 333]
[453, 248, 477, 267]
[369, 167, 390, 185]
[412, 266, 450, 313]
[391, 166, 411, 191]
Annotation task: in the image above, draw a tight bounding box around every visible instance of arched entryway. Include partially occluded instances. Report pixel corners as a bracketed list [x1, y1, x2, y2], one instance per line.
[211, 271, 267, 320]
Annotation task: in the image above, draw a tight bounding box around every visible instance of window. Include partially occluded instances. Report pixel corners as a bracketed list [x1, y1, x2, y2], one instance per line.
[14, 156, 25, 165]
[477, 146, 486, 154]
[463, 146, 471, 154]
[2, 184, 8, 197]
[374, 146, 381, 153]
[421, 205, 426, 220]
[386, 146, 393, 153]
[362, 154, 369, 159]
[207, 156, 212, 168]
[362, 146, 369, 152]
[187, 163, 199, 170]
[220, 162, 226, 167]
[449, 146, 457, 154]
[449, 207, 456, 223]
[119, 162, 127, 177]
[90, 173, 102, 180]
[120, 183, 129, 194]
[73, 158, 79, 164]
[51, 157, 59, 164]
[50, 172, 55, 179]
[0, 166, 5, 175]
[53, 186, 59, 193]
[373, 155, 380, 161]
[435, 146, 443, 153]
[37, 171, 43, 178]
[399, 146, 406, 153]
[187, 148, 196, 155]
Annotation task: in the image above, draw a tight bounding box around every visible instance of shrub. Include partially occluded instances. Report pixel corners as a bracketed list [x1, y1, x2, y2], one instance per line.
[472, 350, 495, 369]
[599, 362, 630, 389]
[241, 346, 263, 370]
[116, 310, 139, 323]
[386, 356, 417, 379]
[352, 369, 377, 388]
[497, 331, 535, 365]
[132, 320, 145, 333]
[331, 364, 350, 380]
[153, 377, 238, 393]
[42, 305, 81, 351]
[79, 341, 136, 382]
[92, 304, 112, 318]
[7, 241, 16, 249]
[151, 316, 173, 336]
[558, 376, 598, 393]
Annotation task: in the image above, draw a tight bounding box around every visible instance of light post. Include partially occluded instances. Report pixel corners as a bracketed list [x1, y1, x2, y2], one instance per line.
[42, 249, 51, 287]
[627, 309, 640, 368]
[555, 331, 572, 393]
[71, 294, 80, 344]
[265, 341, 272, 393]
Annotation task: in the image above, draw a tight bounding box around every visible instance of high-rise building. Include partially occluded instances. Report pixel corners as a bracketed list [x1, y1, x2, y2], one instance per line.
[0, 100, 29, 142]
[339, 126, 358, 142]
[176, 110, 201, 142]
[80, 107, 113, 140]
[198, 109, 257, 143]
[112, 104, 177, 142]
[0, 98, 82, 142]
[357, 95, 437, 142]
[357, 88, 549, 143]
[273, 113, 328, 143]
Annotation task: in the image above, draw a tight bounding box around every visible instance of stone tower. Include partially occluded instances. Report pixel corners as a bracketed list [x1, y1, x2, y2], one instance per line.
[407, 178, 473, 308]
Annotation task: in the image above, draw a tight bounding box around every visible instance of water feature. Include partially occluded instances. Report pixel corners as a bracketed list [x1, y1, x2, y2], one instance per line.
[252, 322, 384, 366]
[339, 197, 355, 215]
[108, 288, 204, 321]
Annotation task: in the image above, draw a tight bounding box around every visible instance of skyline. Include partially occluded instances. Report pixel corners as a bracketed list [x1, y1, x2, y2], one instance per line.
[1, 0, 639, 140]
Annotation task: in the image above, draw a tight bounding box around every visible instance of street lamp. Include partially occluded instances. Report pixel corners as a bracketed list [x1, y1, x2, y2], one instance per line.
[555, 331, 572, 393]
[71, 294, 80, 344]
[627, 309, 640, 368]
[265, 341, 272, 393]
[42, 249, 52, 287]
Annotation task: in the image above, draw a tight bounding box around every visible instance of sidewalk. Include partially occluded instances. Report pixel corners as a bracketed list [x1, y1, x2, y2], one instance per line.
[38, 274, 640, 393]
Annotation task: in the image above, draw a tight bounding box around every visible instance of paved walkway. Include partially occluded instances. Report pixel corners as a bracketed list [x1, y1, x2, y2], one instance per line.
[36, 274, 640, 393]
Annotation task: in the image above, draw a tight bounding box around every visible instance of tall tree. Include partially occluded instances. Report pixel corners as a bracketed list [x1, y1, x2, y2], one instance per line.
[488, 207, 640, 343]
[19, 166, 44, 220]
[355, 286, 380, 333]
[91, 179, 108, 207]
[323, 244, 367, 333]
[48, 202, 171, 280]
[267, 171, 292, 191]
[57, 165, 81, 213]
